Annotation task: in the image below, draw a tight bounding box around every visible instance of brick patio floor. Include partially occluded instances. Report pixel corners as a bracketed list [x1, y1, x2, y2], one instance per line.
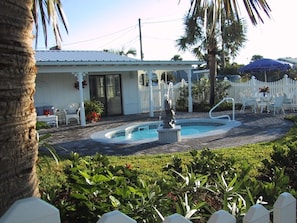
[38, 110, 294, 156]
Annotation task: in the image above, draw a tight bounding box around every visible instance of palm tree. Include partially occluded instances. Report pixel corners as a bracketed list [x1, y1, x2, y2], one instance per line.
[187, 0, 271, 28]
[104, 47, 137, 57]
[171, 54, 183, 61]
[120, 48, 137, 57]
[179, 0, 270, 105]
[219, 16, 247, 69]
[0, 0, 68, 216]
[251, 54, 264, 62]
[178, 5, 244, 105]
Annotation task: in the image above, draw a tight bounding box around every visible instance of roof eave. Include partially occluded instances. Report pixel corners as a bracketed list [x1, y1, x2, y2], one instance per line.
[36, 60, 203, 73]
[36, 60, 202, 66]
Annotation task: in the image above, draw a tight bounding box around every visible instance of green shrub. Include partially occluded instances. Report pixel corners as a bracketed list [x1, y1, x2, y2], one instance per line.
[84, 100, 104, 122]
[43, 153, 164, 223]
[187, 149, 236, 176]
[259, 144, 297, 197]
[161, 149, 259, 221]
[176, 85, 188, 111]
[192, 78, 231, 105]
[36, 121, 50, 130]
[39, 148, 297, 223]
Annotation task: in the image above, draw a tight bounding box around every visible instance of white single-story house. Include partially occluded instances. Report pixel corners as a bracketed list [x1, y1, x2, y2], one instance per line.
[35, 50, 203, 126]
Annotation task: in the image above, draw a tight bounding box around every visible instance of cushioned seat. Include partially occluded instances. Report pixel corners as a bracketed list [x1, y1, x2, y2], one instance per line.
[36, 105, 55, 116]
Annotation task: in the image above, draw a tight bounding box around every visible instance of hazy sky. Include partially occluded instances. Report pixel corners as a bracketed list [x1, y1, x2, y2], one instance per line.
[35, 0, 297, 64]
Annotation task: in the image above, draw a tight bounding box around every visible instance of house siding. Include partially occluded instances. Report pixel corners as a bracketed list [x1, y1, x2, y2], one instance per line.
[34, 71, 141, 115]
[35, 72, 89, 110]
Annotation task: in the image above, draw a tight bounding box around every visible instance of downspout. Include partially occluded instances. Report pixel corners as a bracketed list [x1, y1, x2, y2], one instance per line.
[187, 69, 193, 112]
[74, 72, 86, 126]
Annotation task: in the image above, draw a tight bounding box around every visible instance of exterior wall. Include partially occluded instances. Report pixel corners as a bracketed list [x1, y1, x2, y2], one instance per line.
[35, 73, 90, 111]
[34, 71, 141, 115]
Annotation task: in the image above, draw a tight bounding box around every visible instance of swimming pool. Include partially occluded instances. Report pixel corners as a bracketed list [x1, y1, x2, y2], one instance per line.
[90, 118, 241, 144]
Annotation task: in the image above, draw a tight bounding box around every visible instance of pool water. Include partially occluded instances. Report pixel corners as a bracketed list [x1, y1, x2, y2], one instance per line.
[90, 118, 241, 144]
[113, 123, 221, 141]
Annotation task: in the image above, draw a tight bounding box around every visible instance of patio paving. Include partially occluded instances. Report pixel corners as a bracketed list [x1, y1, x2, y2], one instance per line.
[38, 110, 295, 156]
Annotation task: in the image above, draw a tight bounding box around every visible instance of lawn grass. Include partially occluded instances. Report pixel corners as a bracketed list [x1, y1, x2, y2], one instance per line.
[107, 142, 274, 179]
[38, 143, 273, 184]
[37, 142, 276, 211]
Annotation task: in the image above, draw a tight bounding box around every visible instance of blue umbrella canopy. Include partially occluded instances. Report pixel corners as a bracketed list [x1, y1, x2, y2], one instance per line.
[239, 58, 292, 82]
[239, 58, 292, 73]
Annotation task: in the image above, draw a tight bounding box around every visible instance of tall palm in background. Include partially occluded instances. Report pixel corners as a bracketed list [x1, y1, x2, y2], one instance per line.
[104, 47, 137, 57]
[219, 17, 247, 69]
[0, 0, 67, 216]
[171, 54, 183, 61]
[178, 6, 246, 105]
[179, 0, 270, 105]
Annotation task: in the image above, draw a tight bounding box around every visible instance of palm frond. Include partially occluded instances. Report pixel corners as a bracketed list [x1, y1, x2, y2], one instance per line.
[32, 0, 69, 48]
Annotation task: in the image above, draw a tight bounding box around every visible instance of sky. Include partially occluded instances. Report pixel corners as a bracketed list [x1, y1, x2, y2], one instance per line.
[35, 0, 297, 64]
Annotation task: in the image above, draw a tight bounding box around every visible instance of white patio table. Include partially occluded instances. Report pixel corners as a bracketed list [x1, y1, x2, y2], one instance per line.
[37, 115, 58, 127]
[257, 95, 272, 113]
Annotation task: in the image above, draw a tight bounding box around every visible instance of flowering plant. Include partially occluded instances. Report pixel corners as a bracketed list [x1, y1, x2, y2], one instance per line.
[86, 111, 101, 123]
[84, 100, 104, 123]
[259, 86, 270, 93]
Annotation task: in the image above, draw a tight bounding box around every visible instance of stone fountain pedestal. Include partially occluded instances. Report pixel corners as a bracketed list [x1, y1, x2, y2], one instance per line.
[157, 125, 181, 144]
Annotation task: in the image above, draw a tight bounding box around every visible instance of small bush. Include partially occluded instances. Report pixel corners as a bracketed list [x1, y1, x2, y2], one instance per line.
[259, 144, 297, 191]
[84, 100, 104, 122]
[36, 121, 50, 130]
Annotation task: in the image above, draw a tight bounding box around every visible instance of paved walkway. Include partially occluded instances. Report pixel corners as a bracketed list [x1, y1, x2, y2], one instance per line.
[38, 110, 295, 156]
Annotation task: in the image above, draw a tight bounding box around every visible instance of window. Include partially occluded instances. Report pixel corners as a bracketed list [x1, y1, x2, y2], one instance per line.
[139, 72, 158, 86]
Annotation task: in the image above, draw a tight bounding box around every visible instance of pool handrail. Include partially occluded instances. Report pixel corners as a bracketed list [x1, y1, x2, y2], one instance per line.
[209, 97, 235, 121]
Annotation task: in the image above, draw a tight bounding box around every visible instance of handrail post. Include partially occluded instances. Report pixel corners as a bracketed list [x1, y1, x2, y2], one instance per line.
[209, 97, 235, 121]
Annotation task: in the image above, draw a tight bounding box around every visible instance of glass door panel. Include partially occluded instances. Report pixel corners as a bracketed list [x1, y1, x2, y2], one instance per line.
[89, 74, 122, 116]
[106, 75, 122, 115]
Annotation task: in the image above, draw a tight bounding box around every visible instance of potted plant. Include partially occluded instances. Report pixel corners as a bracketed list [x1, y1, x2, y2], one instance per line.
[259, 86, 270, 97]
[84, 100, 104, 123]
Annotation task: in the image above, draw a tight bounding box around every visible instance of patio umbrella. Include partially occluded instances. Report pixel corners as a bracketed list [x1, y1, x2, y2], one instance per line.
[239, 58, 292, 82]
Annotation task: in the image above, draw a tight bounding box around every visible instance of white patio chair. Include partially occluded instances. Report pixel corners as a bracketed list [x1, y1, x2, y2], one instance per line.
[64, 103, 80, 125]
[240, 93, 257, 113]
[283, 93, 296, 111]
[267, 96, 285, 115]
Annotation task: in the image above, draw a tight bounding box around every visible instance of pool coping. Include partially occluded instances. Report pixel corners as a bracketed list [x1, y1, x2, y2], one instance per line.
[90, 118, 241, 144]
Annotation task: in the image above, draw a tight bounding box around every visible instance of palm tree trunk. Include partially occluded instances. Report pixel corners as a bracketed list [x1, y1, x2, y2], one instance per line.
[0, 0, 39, 216]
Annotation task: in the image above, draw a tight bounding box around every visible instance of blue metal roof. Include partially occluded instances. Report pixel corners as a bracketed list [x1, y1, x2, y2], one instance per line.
[35, 50, 139, 62]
